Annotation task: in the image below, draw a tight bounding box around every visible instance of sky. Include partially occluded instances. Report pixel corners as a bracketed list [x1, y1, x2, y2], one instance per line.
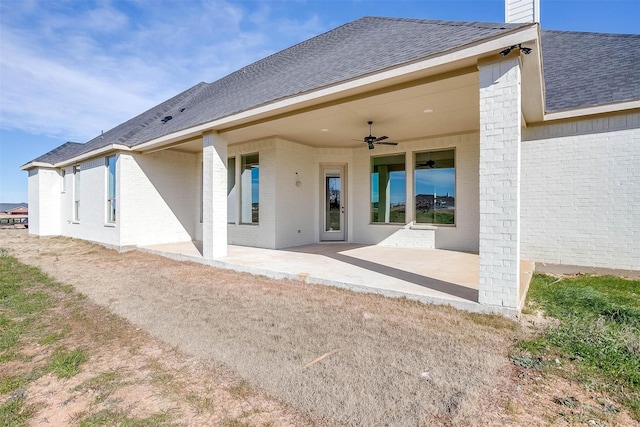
[1, 0, 638, 203]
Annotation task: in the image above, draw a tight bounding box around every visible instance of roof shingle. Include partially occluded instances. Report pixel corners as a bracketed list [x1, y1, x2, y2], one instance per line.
[26, 16, 639, 165]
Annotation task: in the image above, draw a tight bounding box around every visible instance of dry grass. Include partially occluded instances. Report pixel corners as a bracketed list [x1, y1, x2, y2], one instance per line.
[1, 230, 520, 426]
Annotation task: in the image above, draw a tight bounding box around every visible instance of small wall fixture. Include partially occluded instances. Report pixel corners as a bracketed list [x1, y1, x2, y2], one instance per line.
[499, 44, 533, 56]
[295, 172, 301, 187]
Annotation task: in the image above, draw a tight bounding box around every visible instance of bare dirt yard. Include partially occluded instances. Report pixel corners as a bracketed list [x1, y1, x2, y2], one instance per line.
[1, 229, 636, 426]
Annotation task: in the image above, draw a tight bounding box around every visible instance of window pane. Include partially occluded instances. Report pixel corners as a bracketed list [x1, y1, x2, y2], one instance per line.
[74, 165, 81, 221]
[106, 156, 116, 222]
[414, 150, 455, 225]
[227, 157, 236, 223]
[371, 154, 405, 223]
[325, 175, 341, 231]
[241, 153, 259, 224]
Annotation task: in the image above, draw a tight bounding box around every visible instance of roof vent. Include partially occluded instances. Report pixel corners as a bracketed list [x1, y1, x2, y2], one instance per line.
[161, 115, 173, 123]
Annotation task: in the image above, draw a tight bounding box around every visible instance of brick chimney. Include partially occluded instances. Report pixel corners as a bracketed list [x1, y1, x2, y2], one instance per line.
[505, 0, 540, 23]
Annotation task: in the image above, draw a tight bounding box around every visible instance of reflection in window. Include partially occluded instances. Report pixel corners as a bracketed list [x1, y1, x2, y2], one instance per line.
[241, 153, 259, 224]
[106, 156, 116, 223]
[371, 154, 405, 223]
[325, 173, 341, 231]
[414, 149, 455, 225]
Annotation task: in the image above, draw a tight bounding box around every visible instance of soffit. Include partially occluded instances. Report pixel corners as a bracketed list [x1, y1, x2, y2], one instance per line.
[171, 70, 479, 152]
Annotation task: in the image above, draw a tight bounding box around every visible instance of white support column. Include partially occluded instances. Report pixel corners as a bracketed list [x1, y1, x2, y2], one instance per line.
[202, 131, 228, 259]
[478, 56, 522, 309]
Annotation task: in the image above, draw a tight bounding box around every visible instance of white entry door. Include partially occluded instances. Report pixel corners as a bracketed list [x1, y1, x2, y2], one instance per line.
[320, 166, 346, 241]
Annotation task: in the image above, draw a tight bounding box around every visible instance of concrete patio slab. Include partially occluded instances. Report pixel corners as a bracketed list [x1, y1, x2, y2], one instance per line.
[140, 241, 533, 316]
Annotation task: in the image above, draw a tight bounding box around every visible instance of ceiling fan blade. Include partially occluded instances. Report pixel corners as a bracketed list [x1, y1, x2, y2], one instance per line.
[376, 141, 398, 146]
[374, 135, 388, 142]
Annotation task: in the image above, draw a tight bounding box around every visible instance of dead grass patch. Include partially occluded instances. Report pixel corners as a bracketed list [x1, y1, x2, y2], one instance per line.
[3, 229, 636, 425]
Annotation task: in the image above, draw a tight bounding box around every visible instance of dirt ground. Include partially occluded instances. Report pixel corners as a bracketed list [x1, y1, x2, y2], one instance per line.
[1, 229, 636, 426]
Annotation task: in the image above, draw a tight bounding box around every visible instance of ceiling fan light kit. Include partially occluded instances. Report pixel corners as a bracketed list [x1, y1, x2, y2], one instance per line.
[359, 121, 398, 150]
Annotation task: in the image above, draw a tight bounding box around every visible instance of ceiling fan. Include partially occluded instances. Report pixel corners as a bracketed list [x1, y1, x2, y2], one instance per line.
[417, 152, 436, 168]
[356, 121, 398, 150]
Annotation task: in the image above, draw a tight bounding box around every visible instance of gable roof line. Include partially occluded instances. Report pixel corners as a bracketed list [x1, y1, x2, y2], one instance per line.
[21, 144, 131, 170]
[133, 24, 540, 153]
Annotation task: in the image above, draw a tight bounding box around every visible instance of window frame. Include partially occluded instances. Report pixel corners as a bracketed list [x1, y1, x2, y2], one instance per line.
[106, 156, 116, 223]
[370, 153, 406, 225]
[60, 168, 66, 193]
[240, 153, 259, 225]
[73, 165, 81, 222]
[413, 148, 456, 226]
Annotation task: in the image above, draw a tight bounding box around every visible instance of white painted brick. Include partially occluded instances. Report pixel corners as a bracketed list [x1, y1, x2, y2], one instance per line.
[478, 57, 522, 309]
[522, 112, 640, 271]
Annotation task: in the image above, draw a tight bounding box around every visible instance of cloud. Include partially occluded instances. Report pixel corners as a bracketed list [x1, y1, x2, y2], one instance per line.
[0, 0, 332, 142]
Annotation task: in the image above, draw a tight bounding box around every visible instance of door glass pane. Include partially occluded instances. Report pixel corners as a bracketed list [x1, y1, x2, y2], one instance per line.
[325, 176, 341, 231]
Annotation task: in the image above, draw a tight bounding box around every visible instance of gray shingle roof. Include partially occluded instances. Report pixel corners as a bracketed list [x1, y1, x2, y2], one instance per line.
[29, 17, 525, 165]
[30, 141, 84, 164]
[541, 30, 640, 111]
[28, 16, 639, 165]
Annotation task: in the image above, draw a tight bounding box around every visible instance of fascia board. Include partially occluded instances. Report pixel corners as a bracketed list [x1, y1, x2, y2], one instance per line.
[21, 144, 131, 171]
[544, 100, 640, 121]
[20, 161, 53, 171]
[54, 144, 131, 168]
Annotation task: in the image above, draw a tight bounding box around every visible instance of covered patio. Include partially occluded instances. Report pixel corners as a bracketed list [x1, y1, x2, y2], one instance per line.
[140, 241, 533, 315]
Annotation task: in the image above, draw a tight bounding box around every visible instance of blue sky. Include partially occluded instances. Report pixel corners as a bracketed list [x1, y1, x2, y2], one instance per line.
[1, 0, 638, 203]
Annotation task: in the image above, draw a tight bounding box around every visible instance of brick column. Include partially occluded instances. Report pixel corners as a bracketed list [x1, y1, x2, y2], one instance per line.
[478, 56, 522, 309]
[202, 131, 228, 259]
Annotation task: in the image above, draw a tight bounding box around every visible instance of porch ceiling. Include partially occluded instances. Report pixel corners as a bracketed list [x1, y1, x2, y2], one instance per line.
[171, 70, 479, 152]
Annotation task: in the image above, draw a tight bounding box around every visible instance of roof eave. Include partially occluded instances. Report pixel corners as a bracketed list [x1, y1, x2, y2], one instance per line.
[133, 23, 541, 153]
[21, 161, 54, 171]
[21, 144, 131, 170]
[543, 99, 640, 121]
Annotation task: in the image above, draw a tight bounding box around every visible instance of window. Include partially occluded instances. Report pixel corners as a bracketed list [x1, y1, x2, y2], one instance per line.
[371, 154, 406, 224]
[61, 169, 66, 193]
[227, 157, 236, 223]
[199, 161, 203, 223]
[241, 153, 259, 224]
[106, 156, 116, 223]
[73, 165, 81, 221]
[414, 149, 455, 225]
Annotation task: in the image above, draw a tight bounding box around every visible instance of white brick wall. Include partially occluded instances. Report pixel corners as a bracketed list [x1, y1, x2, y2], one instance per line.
[59, 158, 119, 246]
[379, 224, 436, 248]
[522, 113, 640, 271]
[227, 133, 481, 251]
[27, 168, 61, 236]
[478, 57, 522, 309]
[227, 138, 277, 249]
[274, 139, 316, 248]
[119, 151, 197, 247]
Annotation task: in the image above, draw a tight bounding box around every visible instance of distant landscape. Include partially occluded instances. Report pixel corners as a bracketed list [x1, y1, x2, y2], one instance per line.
[371, 194, 455, 224]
